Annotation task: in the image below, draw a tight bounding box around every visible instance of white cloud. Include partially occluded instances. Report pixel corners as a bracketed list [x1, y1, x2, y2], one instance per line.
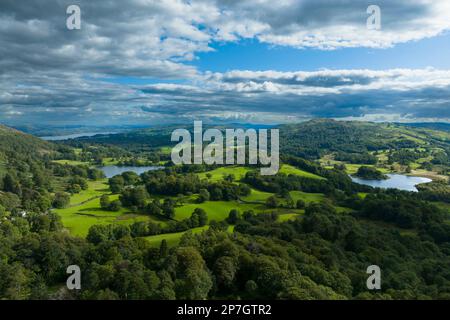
[1, 1, 450, 125]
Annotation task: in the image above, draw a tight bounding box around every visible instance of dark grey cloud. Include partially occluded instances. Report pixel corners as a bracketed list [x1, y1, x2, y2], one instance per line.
[2, 68, 450, 125]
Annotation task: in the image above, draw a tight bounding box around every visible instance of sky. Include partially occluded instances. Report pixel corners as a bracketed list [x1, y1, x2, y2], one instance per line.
[1, 0, 450, 127]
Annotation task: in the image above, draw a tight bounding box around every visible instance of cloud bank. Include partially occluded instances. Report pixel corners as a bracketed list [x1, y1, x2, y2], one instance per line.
[1, 0, 450, 125]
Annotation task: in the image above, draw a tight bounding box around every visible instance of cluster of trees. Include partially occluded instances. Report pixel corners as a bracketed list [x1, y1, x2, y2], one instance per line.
[146, 198, 176, 219]
[387, 149, 427, 166]
[335, 152, 377, 164]
[417, 181, 450, 203]
[354, 166, 387, 180]
[146, 207, 208, 236]
[100, 195, 122, 212]
[111, 170, 252, 209]
[232, 202, 450, 299]
[52, 163, 105, 181]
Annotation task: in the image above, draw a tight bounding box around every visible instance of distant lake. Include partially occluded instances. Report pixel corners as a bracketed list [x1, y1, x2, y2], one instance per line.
[99, 165, 164, 178]
[350, 174, 432, 192]
[40, 132, 117, 141]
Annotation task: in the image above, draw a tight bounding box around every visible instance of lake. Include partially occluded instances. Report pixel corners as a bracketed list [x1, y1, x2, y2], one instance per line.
[40, 132, 117, 141]
[350, 174, 432, 192]
[99, 165, 164, 178]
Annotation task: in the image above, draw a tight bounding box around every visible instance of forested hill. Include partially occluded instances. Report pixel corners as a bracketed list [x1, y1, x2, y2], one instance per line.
[401, 122, 450, 132]
[61, 119, 450, 161]
[0, 124, 54, 158]
[280, 119, 450, 160]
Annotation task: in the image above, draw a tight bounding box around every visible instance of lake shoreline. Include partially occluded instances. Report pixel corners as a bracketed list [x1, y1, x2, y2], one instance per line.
[350, 173, 432, 192]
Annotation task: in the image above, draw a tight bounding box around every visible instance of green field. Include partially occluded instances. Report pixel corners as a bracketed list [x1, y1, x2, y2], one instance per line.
[52, 159, 89, 166]
[68, 180, 110, 205]
[144, 226, 209, 247]
[279, 164, 325, 179]
[197, 164, 324, 182]
[175, 200, 263, 222]
[54, 195, 157, 237]
[53, 165, 343, 240]
[241, 188, 274, 202]
[278, 213, 301, 222]
[54, 181, 163, 237]
[144, 225, 236, 247]
[101, 157, 119, 165]
[290, 191, 325, 204]
[198, 166, 253, 182]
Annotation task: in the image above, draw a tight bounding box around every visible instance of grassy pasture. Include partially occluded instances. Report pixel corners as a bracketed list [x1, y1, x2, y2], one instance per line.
[198, 166, 254, 182]
[278, 213, 301, 222]
[52, 159, 89, 166]
[144, 225, 236, 248]
[68, 180, 110, 205]
[290, 191, 325, 204]
[175, 200, 263, 222]
[197, 164, 324, 183]
[55, 195, 156, 237]
[279, 164, 325, 180]
[241, 189, 274, 202]
[54, 181, 162, 237]
[144, 226, 209, 247]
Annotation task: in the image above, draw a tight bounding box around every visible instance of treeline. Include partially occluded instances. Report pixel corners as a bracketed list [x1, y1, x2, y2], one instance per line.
[335, 152, 377, 164]
[109, 170, 251, 204]
[387, 149, 428, 165]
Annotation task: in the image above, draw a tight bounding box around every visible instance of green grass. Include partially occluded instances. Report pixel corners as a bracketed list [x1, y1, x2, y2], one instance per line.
[52, 159, 89, 166]
[54, 180, 163, 237]
[144, 224, 236, 248]
[279, 164, 325, 179]
[159, 146, 173, 155]
[197, 164, 324, 182]
[175, 200, 262, 222]
[68, 180, 110, 205]
[241, 189, 274, 202]
[320, 156, 391, 175]
[290, 191, 325, 204]
[278, 213, 301, 222]
[335, 206, 354, 214]
[101, 157, 119, 165]
[144, 226, 209, 247]
[55, 195, 158, 237]
[198, 166, 254, 182]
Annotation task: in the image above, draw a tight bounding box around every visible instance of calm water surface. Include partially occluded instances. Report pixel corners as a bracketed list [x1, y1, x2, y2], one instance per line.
[99, 165, 164, 178]
[350, 174, 432, 192]
[40, 132, 117, 141]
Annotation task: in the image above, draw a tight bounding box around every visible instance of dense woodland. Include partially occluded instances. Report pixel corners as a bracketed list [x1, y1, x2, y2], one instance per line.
[0, 120, 450, 300]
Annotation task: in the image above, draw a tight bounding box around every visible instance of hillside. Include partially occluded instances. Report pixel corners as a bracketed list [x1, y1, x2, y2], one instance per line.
[0, 124, 54, 157]
[1, 121, 449, 300]
[280, 119, 440, 158]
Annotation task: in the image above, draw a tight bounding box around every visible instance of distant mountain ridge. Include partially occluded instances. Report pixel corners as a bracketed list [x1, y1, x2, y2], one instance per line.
[398, 122, 450, 132]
